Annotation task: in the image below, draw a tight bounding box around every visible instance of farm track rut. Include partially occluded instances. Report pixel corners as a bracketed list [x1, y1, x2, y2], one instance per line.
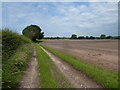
[19, 48, 40, 88]
[41, 46, 103, 88]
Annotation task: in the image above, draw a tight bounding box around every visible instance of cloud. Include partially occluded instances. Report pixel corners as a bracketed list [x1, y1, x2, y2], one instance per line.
[1, 0, 119, 2]
[2, 2, 118, 37]
[48, 2, 117, 36]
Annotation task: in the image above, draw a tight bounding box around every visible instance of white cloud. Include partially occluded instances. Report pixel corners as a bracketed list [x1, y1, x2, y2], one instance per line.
[51, 2, 117, 24]
[2, 2, 118, 36]
[47, 2, 118, 36]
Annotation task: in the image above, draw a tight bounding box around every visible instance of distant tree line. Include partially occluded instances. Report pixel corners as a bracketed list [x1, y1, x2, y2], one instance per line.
[44, 34, 120, 40]
[70, 34, 120, 39]
[44, 37, 70, 39]
[22, 25, 120, 40]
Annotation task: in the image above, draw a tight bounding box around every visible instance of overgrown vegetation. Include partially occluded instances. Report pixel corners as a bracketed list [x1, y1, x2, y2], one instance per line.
[2, 29, 32, 61]
[42, 45, 118, 88]
[2, 29, 34, 88]
[36, 44, 72, 88]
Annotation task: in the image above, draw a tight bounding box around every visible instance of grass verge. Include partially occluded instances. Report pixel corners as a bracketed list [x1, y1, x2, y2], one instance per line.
[2, 43, 34, 88]
[36, 44, 72, 88]
[42, 45, 118, 88]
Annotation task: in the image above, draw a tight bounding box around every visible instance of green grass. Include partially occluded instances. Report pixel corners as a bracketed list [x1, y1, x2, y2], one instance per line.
[2, 29, 32, 61]
[2, 43, 34, 88]
[36, 44, 72, 88]
[2, 29, 34, 88]
[42, 45, 119, 88]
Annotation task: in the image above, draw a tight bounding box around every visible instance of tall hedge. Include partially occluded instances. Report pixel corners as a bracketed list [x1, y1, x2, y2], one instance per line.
[2, 29, 32, 61]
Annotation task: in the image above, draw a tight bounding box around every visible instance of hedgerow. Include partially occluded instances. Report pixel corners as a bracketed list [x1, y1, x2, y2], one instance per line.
[2, 29, 32, 61]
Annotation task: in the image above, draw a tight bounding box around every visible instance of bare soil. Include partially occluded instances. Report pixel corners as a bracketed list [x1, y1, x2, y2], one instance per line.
[41, 46, 103, 88]
[19, 49, 40, 88]
[42, 40, 118, 72]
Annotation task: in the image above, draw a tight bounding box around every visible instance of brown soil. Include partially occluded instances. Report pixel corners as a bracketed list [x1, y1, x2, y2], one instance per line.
[18, 49, 40, 88]
[42, 40, 118, 72]
[41, 46, 103, 88]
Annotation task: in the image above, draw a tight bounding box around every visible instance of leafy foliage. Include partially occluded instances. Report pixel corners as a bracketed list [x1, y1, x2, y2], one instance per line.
[44, 35, 120, 40]
[100, 34, 106, 39]
[2, 29, 32, 61]
[22, 25, 44, 42]
[78, 36, 85, 39]
[2, 43, 33, 88]
[2, 29, 34, 88]
[71, 34, 77, 39]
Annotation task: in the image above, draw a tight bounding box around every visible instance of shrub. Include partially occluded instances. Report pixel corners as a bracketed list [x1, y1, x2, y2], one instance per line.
[2, 29, 33, 88]
[2, 29, 32, 61]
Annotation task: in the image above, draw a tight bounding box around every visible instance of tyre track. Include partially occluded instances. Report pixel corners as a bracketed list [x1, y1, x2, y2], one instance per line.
[41, 46, 103, 88]
[19, 48, 40, 88]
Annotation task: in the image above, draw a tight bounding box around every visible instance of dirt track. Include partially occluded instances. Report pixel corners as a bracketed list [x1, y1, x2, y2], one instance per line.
[41, 46, 102, 88]
[19, 49, 40, 88]
[42, 40, 118, 72]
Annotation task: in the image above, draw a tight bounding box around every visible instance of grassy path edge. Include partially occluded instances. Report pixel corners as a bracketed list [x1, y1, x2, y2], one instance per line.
[36, 44, 72, 88]
[2, 43, 34, 88]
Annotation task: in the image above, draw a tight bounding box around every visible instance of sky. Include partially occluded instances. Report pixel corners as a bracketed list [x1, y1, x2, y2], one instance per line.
[1, 1, 118, 37]
[1, 0, 119, 2]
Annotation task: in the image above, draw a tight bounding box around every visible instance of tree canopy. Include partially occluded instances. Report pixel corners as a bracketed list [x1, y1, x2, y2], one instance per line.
[71, 34, 77, 39]
[100, 34, 106, 39]
[22, 25, 44, 42]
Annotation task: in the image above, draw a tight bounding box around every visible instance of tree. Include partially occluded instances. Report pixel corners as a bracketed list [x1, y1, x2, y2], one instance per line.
[89, 36, 95, 39]
[71, 34, 77, 39]
[100, 34, 106, 39]
[22, 25, 44, 42]
[78, 36, 85, 39]
[96, 37, 100, 39]
[106, 36, 112, 39]
[38, 32, 44, 39]
[86, 36, 89, 39]
[56, 36, 60, 39]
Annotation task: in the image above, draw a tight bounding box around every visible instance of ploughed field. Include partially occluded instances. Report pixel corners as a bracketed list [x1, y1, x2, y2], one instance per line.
[42, 40, 118, 72]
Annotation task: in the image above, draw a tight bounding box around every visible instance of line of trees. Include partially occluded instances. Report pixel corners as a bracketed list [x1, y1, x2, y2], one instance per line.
[70, 34, 120, 39]
[74, 34, 120, 39]
[22, 25, 119, 40]
[44, 34, 120, 39]
[44, 37, 70, 39]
